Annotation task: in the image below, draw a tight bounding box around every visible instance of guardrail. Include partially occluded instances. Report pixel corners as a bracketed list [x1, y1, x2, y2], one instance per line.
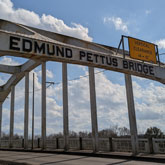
[0, 138, 164, 153]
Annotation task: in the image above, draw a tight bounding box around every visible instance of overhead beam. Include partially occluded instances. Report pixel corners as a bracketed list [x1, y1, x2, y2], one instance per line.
[0, 64, 21, 74]
[0, 29, 164, 84]
[21, 60, 39, 72]
[0, 60, 40, 102]
[0, 19, 165, 84]
[2, 60, 40, 91]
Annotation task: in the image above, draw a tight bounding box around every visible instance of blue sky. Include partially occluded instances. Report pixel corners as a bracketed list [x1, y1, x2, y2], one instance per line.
[12, 0, 165, 50]
[0, 0, 165, 136]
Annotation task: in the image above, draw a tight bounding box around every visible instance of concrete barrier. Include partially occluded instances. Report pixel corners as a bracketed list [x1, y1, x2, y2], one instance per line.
[0, 137, 164, 153]
[153, 138, 165, 153]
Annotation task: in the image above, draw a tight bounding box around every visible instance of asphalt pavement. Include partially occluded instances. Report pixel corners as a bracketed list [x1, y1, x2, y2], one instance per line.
[0, 150, 165, 165]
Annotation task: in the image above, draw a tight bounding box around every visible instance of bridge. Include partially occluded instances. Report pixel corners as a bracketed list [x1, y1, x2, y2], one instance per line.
[0, 19, 165, 156]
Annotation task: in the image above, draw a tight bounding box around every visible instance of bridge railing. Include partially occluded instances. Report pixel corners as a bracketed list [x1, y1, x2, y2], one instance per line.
[0, 137, 164, 154]
[153, 138, 165, 153]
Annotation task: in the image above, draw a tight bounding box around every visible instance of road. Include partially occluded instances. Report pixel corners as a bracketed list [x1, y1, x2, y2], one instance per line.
[0, 150, 164, 165]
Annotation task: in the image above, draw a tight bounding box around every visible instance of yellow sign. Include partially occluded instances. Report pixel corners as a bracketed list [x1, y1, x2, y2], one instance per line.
[128, 37, 157, 64]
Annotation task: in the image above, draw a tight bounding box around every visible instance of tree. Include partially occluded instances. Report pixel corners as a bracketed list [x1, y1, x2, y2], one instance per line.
[145, 127, 164, 138]
[118, 127, 130, 136]
[69, 131, 78, 138]
[98, 129, 117, 138]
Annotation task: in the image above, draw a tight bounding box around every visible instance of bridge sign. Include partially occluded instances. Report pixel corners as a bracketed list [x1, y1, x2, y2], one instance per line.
[128, 37, 157, 64]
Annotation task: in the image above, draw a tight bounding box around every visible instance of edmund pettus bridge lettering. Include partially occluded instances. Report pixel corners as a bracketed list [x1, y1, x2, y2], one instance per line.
[9, 35, 155, 76]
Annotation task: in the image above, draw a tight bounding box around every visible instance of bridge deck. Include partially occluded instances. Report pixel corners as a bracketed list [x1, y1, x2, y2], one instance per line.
[0, 150, 164, 165]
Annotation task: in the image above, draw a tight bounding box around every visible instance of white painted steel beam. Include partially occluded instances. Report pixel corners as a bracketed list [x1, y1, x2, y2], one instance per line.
[125, 74, 138, 155]
[21, 60, 39, 72]
[0, 102, 2, 146]
[9, 85, 15, 148]
[0, 60, 40, 103]
[89, 67, 99, 153]
[0, 64, 21, 74]
[24, 72, 29, 149]
[41, 62, 46, 150]
[62, 63, 69, 151]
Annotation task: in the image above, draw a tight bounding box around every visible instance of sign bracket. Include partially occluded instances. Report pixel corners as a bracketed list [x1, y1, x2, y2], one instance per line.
[117, 35, 160, 65]
[116, 35, 129, 59]
[156, 45, 160, 66]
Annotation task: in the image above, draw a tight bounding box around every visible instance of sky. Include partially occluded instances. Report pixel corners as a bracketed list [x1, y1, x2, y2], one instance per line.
[0, 0, 165, 137]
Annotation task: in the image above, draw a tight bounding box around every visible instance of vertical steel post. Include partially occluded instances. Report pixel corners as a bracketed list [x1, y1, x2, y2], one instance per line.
[122, 35, 125, 58]
[0, 102, 2, 147]
[88, 67, 99, 153]
[156, 45, 160, 66]
[116, 37, 122, 55]
[125, 74, 138, 155]
[41, 62, 46, 150]
[32, 73, 35, 149]
[9, 85, 15, 148]
[24, 72, 29, 149]
[62, 63, 69, 151]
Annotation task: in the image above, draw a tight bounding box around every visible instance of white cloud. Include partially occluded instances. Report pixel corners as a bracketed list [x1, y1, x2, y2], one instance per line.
[145, 10, 151, 15]
[103, 16, 129, 33]
[1, 65, 165, 135]
[0, 56, 20, 65]
[0, 0, 92, 41]
[132, 80, 165, 132]
[155, 39, 165, 49]
[76, 65, 87, 72]
[36, 69, 54, 79]
[46, 70, 54, 79]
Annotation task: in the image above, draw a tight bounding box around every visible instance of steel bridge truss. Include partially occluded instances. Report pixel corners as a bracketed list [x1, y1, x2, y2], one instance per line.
[0, 19, 165, 155]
